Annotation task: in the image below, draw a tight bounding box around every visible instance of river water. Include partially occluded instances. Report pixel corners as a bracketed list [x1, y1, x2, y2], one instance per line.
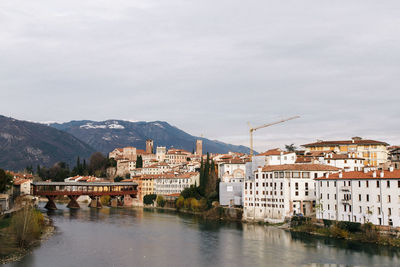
[4, 203, 400, 267]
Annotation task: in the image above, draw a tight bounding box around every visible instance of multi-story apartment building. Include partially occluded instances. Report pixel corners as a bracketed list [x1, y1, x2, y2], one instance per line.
[165, 149, 191, 165]
[298, 151, 365, 171]
[315, 168, 400, 227]
[142, 163, 171, 175]
[154, 172, 199, 195]
[302, 137, 388, 167]
[243, 164, 340, 223]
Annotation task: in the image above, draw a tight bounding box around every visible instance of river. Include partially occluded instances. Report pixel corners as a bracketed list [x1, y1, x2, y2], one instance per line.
[4, 203, 400, 267]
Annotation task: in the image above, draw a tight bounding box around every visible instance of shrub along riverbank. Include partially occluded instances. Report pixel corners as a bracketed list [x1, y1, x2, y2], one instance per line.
[290, 216, 400, 247]
[0, 203, 54, 264]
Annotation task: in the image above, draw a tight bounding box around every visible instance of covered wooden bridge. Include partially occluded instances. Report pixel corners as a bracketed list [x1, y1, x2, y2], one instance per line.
[32, 182, 138, 210]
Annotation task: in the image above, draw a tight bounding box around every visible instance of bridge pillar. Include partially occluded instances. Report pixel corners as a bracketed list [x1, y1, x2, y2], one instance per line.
[110, 197, 118, 208]
[44, 196, 57, 210]
[89, 196, 102, 209]
[67, 195, 80, 209]
[118, 197, 124, 207]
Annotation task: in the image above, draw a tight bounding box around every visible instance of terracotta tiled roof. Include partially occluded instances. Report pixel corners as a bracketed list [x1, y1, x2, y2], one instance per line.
[315, 170, 400, 180]
[13, 179, 31, 185]
[261, 164, 340, 172]
[303, 139, 388, 147]
[257, 148, 294, 156]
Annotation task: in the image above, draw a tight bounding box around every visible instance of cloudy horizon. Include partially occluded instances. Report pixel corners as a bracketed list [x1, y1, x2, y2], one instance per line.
[1, 0, 399, 152]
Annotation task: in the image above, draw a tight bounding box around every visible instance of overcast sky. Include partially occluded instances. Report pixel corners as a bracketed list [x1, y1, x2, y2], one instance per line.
[1, 0, 399, 152]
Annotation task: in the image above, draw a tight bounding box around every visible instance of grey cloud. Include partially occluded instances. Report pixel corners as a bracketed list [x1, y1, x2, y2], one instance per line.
[0, 0, 399, 151]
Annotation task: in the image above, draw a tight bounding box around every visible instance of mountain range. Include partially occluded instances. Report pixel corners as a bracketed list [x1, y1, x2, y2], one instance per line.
[0, 115, 95, 171]
[49, 120, 250, 155]
[0, 116, 250, 171]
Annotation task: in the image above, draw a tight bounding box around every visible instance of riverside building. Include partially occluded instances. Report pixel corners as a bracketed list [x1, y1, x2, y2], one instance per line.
[243, 164, 340, 223]
[315, 168, 400, 227]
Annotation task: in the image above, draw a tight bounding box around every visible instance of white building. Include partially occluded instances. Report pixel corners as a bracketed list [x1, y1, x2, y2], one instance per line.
[154, 172, 199, 195]
[316, 168, 400, 227]
[219, 159, 247, 183]
[142, 163, 171, 175]
[256, 149, 297, 166]
[156, 146, 167, 162]
[243, 164, 340, 223]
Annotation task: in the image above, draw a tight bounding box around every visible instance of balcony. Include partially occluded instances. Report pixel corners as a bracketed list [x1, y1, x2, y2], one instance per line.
[341, 199, 351, 204]
[340, 186, 351, 192]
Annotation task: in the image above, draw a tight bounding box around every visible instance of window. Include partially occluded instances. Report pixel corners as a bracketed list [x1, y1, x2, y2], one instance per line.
[274, 172, 278, 178]
[366, 181, 369, 188]
[293, 172, 300, 178]
[388, 195, 391, 203]
[302, 172, 310, 178]
[295, 183, 299, 190]
[358, 181, 361, 187]
[377, 181, 380, 188]
[388, 208, 392, 216]
[387, 181, 390, 188]
[359, 206, 362, 213]
[366, 194, 370, 202]
[378, 207, 381, 215]
[377, 195, 381, 203]
[327, 194, 330, 200]
[358, 194, 361, 201]
[280, 172, 284, 178]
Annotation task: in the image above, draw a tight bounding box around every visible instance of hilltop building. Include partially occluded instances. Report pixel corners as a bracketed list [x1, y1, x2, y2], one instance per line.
[302, 137, 388, 167]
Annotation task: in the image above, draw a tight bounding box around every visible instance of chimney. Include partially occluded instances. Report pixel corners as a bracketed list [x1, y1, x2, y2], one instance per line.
[325, 173, 329, 178]
[390, 166, 394, 172]
[380, 171, 384, 178]
[339, 172, 343, 178]
[372, 171, 377, 178]
[363, 168, 368, 173]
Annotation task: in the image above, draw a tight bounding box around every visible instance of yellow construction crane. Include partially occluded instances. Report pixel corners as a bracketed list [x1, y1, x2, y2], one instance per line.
[248, 116, 300, 159]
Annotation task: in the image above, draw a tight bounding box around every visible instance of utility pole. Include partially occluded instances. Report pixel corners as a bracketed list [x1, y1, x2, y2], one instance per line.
[248, 116, 300, 159]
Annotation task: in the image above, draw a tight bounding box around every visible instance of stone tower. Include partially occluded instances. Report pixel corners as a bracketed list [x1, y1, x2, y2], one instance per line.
[146, 139, 154, 154]
[196, 140, 203, 156]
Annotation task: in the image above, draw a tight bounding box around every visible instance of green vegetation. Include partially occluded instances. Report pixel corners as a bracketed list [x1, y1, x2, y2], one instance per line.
[100, 195, 111, 206]
[290, 217, 400, 246]
[143, 194, 157, 205]
[136, 156, 143, 168]
[114, 176, 124, 182]
[1, 202, 49, 261]
[176, 153, 219, 212]
[11, 205, 45, 247]
[37, 152, 117, 181]
[156, 195, 166, 207]
[0, 168, 13, 193]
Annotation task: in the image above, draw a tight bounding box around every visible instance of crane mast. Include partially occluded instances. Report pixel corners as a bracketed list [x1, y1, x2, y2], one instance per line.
[248, 116, 300, 159]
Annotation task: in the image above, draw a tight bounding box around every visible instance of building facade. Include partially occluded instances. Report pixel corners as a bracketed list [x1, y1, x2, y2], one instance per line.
[243, 164, 340, 223]
[316, 168, 400, 227]
[302, 137, 388, 167]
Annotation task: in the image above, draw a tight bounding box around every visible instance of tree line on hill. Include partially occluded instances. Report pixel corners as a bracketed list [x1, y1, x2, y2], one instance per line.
[24, 152, 117, 182]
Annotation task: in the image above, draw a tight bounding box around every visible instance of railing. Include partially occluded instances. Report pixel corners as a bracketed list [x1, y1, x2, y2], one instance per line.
[340, 186, 351, 192]
[34, 189, 137, 196]
[341, 199, 351, 204]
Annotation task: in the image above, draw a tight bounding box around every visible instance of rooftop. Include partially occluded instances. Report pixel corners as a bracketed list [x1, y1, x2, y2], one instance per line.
[261, 164, 340, 172]
[315, 169, 400, 180]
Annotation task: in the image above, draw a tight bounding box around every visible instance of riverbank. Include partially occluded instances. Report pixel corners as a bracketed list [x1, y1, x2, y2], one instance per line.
[0, 208, 55, 264]
[143, 205, 243, 222]
[288, 217, 400, 248]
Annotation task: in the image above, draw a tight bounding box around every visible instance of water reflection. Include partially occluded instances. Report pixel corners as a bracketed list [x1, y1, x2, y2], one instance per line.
[4, 204, 400, 267]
